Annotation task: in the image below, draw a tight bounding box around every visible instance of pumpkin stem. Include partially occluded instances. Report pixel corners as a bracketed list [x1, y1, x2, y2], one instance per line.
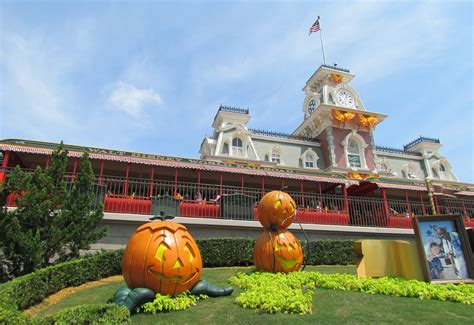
[269, 223, 279, 231]
[280, 185, 288, 191]
[149, 210, 175, 221]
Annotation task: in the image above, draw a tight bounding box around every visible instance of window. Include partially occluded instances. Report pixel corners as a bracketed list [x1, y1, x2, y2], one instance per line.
[307, 99, 316, 114]
[439, 164, 446, 172]
[271, 151, 281, 164]
[222, 143, 229, 155]
[305, 154, 315, 168]
[347, 140, 361, 168]
[232, 138, 243, 156]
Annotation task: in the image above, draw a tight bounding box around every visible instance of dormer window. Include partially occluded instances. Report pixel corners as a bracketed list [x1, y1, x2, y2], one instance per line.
[305, 154, 315, 168]
[271, 151, 281, 164]
[232, 138, 243, 156]
[439, 164, 446, 172]
[301, 149, 319, 169]
[347, 140, 361, 168]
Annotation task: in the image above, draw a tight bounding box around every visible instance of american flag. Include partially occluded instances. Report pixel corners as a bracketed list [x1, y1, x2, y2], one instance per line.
[309, 17, 320, 35]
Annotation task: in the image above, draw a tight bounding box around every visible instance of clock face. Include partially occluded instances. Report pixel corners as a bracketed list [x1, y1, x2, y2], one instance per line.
[308, 99, 316, 114]
[336, 90, 355, 108]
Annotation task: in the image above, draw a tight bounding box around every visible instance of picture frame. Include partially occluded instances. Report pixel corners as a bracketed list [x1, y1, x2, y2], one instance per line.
[412, 214, 474, 284]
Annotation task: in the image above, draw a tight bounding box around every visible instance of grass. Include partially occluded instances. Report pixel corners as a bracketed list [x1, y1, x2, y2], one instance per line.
[34, 265, 474, 324]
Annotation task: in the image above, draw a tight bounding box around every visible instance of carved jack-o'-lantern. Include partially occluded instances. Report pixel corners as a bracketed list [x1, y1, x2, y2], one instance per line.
[122, 221, 202, 295]
[257, 191, 297, 230]
[253, 229, 303, 273]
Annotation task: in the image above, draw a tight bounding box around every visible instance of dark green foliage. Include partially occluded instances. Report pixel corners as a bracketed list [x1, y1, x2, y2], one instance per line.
[0, 143, 107, 280]
[196, 238, 254, 266]
[0, 250, 123, 312]
[37, 303, 130, 324]
[56, 152, 108, 260]
[195, 238, 355, 267]
[302, 240, 356, 265]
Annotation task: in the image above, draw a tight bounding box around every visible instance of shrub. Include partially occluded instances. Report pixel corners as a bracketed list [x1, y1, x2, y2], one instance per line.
[142, 292, 208, 314]
[196, 238, 254, 266]
[196, 238, 355, 267]
[302, 240, 356, 265]
[0, 250, 122, 313]
[229, 271, 474, 314]
[37, 303, 130, 324]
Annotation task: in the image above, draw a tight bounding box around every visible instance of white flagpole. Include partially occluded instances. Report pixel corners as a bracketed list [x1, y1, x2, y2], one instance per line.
[318, 17, 327, 65]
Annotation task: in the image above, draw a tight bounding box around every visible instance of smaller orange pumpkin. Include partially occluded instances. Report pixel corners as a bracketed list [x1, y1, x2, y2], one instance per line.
[257, 191, 297, 230]
[253, 229, 303, 273]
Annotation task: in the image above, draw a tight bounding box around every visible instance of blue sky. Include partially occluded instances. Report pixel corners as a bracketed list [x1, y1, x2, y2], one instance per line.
[1, 1, 473, 183]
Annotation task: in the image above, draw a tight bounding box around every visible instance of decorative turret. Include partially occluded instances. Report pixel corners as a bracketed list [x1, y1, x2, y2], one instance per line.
[212, 105, 250, 129]
[293, 64, 388, 173]
[403, 137, 441, 155]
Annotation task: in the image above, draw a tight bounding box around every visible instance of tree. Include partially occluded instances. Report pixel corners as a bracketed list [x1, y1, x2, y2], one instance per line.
[0, 143, 107, 280]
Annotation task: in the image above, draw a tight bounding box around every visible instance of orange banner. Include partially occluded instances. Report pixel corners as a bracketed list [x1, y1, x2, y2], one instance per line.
[357, 114, 378, 128]
[332, 109, 355, 123]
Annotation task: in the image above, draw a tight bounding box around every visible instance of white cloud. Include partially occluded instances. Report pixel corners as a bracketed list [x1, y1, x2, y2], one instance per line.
[107, 82, 162, 119]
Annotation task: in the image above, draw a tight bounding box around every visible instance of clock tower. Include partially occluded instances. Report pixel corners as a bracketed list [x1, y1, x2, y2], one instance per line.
[294, 64, 387, 173]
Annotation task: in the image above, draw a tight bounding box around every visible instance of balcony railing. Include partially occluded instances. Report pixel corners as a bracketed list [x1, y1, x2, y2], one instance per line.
[3, 170, 474, 230]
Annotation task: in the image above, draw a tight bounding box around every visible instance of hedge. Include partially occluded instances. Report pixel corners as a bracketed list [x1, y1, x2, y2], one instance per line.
[0, 239, 354, 323]
[37, 304, 130, 324]
[0, 249, 123, 324]
[195, 238, 356, 267]
[196, 238, 255, 266]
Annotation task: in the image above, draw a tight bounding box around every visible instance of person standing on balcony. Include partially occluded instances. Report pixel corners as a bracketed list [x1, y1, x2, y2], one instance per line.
[195, 191, 203, 204]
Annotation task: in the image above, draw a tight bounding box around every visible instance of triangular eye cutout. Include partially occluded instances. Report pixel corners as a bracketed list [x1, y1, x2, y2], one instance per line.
[184, 243, 195, 262]
[274, 199, 282, 210]
[154, 242, 170, 262]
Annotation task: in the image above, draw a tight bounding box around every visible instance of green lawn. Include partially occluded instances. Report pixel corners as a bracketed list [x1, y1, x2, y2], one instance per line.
[35, 266, 474, 324]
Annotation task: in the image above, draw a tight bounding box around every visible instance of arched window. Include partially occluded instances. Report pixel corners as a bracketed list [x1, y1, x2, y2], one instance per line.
[439, 164, 446, 172]
[271, 150, 281, 164]
[305, 153, 315, 168]
[347, 140, 361, 168]
[301, 149, 319, 169]
[232, 138, 243, 156]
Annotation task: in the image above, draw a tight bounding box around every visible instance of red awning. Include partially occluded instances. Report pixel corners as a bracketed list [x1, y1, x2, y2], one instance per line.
[375, 182, 426, 192]
[454, 191, 474, 197]
[0, 144, 358, 186]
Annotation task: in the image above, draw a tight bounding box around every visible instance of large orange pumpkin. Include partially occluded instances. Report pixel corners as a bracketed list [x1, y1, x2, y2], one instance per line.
[253, 229, 303, 273]
[122, 221, 202, 295]
[257, 191, 297, 229]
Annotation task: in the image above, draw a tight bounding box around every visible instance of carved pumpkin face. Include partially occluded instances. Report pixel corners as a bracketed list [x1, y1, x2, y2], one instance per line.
[253, 230, 303, 273]
[257, 191, 297, 229]
[122, 221, 202, 295]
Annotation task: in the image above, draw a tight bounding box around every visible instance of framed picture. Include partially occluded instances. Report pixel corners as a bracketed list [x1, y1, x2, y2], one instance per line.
[412, 214, 474, 284]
